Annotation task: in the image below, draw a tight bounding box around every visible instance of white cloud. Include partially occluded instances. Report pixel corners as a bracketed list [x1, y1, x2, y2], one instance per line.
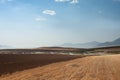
[70, 0, 79, 4]
[35, 17, 47, 21]
[43, 10, 56, 15]
[55, 0, 79, 4]
[55, 0, 70, 2]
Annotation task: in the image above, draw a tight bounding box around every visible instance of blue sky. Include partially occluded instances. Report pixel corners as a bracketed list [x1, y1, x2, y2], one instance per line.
[0, 0, 120, 48]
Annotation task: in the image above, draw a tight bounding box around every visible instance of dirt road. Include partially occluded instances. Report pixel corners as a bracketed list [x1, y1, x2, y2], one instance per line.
[1, 54, 120, 80]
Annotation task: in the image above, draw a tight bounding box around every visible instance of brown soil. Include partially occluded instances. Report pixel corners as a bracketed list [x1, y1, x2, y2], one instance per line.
[1, 54, 120, 80]
[0, 54, 82, 76]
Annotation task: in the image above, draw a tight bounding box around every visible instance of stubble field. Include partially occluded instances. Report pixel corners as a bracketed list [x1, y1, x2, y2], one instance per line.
[1, 54, 120, 80]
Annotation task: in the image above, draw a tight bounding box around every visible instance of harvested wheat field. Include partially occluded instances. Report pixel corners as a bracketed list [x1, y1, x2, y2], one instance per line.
[1, 54, 120, 80]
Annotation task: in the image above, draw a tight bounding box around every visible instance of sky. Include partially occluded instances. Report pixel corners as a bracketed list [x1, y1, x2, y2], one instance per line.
[0, 0, 120, 48]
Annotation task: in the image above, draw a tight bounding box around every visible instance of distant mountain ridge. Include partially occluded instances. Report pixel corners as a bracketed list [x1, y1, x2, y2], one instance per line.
[61, 37, 120, 48]
[62, 41, 100, 48]
[97, 38, 120, 47]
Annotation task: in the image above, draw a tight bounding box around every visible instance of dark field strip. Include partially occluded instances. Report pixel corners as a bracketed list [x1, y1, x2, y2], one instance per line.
[0, 54, 83, 76]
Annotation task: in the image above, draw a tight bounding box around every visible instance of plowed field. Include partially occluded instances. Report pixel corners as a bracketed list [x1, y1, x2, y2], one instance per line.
[1, 54, 120, 80]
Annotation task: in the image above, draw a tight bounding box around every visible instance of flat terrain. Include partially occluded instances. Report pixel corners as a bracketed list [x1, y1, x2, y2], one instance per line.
[1, 54, 120, 80]
[0, 54, 82, 76]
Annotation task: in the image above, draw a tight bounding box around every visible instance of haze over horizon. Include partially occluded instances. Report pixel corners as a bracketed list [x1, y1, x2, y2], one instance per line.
[0, 0, 120, 48]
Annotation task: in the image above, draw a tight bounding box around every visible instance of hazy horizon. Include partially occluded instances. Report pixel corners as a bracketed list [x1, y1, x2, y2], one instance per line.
[0, 0, 120, 48]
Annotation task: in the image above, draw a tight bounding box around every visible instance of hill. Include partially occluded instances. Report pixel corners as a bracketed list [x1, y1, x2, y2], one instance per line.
[97, 38, 120, 47]
[61, 37, 120, 48]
